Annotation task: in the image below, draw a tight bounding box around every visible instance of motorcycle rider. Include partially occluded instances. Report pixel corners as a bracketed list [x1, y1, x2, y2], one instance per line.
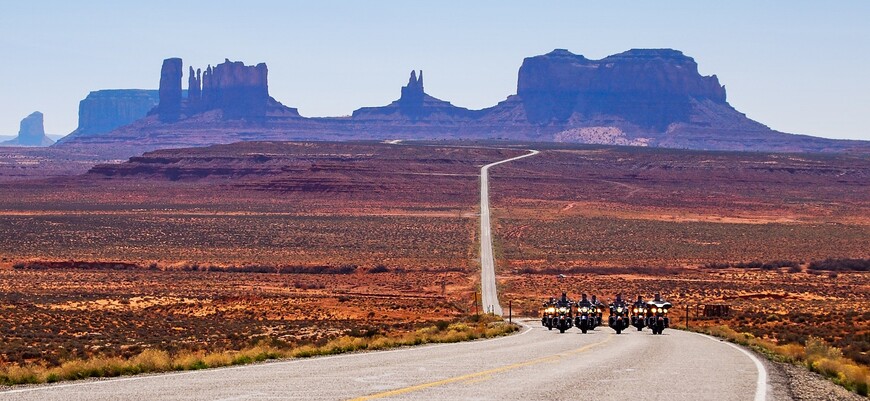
[646, 292, 672, 334]
[608, 293, 630, 333]
[631, 295, 646, 331]
[612, 293, 626, 308]
[633, 295, 645, 310]
[556, 292, 572, 308]
[590, 294, 604, 327]
[577, 293, 591, 308]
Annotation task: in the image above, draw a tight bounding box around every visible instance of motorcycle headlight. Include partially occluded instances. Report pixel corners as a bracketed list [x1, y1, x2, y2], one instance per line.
[547, 307, 555, 313]
[580, 307, 588, 313]
[617, 307, 623, 313]
[663, 308, 669, 314]
[657, 307, 663, 313]
[558, 307, 567, 313]
[596, 308, 601, 313]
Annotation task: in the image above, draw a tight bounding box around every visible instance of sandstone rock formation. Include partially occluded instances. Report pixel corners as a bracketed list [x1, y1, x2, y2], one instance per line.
[150, 58, 290, 122]
[67, 90, 160, 137]
[188, 67, 202, 105]
[512, 49, 732, 129]
[352, 70, 476, 120]
[2, 111, 54, 146]
[200, 59, 270, 120]
[152, 58, 183, 122]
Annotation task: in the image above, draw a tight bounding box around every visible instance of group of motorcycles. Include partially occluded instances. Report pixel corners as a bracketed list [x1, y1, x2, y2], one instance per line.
[541, 293, 672, 335]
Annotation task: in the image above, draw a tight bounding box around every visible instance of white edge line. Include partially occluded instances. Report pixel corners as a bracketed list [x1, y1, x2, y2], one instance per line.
[1, 322, 533, 395]
[689, 331, 767, 401]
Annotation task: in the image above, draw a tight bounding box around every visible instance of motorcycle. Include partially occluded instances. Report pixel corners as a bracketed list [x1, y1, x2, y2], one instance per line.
[608, 303, 630, 334]
[575, 304, 595, 334]
[590, 296, 604, 330]
[553, 303, 573, 333]
[593, 304, 604, 329]
[630, 303, 646, 331]
[645, 300, 672, 335]
[541, 303, 556, 330]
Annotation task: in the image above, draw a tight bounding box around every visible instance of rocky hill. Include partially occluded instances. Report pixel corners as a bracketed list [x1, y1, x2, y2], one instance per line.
[56, 50, 870, 156]
[2, 112, 55, 147]
[352, 70, 477, 121]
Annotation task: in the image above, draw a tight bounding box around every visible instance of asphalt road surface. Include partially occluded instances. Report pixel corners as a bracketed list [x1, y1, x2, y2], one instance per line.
[479, 150, 539, 316]
[1, 322, 767, 401]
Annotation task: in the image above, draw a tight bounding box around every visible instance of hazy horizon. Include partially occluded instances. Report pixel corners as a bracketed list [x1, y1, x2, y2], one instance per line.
[1, 1, 868, 141]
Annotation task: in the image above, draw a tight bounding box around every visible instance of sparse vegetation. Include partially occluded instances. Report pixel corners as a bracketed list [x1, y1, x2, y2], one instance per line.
[809, 258, 870, 272]
[698, 326, 870, 396]
[0, 316, 517, 386]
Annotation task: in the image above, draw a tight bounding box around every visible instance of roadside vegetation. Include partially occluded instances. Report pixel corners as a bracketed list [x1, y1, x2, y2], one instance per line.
[0, 315, 517, 387]
[698, 325, 869, 397]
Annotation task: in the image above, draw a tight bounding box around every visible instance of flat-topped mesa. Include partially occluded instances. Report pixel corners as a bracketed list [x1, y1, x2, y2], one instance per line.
[72, 90, 160, 136]
[200, 59, 269, 120]
[516, 48, 728, 129]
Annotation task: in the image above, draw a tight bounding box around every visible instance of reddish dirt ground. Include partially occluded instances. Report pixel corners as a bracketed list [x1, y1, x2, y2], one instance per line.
[1, 141, 868, 368]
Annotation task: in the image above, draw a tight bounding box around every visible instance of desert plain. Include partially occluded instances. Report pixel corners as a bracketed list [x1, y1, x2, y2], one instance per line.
[1, 141, 868, 371]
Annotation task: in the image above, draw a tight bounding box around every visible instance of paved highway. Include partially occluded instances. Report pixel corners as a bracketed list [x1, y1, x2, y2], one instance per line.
[1, 322, 767, 400]
[479, 150, 539, 315]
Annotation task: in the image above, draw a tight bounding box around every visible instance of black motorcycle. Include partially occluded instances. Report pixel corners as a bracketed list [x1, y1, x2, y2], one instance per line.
[645, 300, 672, 335]
[593, 304, 604, 329]
[541, 303, 556, 330]
[608, 303, 630, 334]
[575, 304, 595, 334]
[553, 303, 573, 333]
[630, 303, 646, 331]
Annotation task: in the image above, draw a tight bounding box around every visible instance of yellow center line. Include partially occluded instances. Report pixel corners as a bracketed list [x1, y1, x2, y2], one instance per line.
[346, 335, 612, 401]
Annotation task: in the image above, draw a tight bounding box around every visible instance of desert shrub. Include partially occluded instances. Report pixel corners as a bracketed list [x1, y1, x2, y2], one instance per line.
[172, 352, 206, 370]
[516, 265, 684, 275]
[369, 264, 390, 273]
[732, 261, 762, 269]
[131, 349, 171, 372]
[202, 352, 232, 368]
[808, 258, 870, 272]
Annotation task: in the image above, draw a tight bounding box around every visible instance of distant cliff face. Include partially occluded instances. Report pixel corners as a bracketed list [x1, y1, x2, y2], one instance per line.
[516, 49, 727, 129]
[1, 111, 54, 147]
[72, 90, 160, 136]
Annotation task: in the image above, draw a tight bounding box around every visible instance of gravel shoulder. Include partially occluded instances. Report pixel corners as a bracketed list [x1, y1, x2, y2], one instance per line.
[764, 355, 865, 401]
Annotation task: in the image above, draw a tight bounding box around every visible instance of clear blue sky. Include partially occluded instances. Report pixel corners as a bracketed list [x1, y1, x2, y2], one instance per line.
[1, 1, 868, 140]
